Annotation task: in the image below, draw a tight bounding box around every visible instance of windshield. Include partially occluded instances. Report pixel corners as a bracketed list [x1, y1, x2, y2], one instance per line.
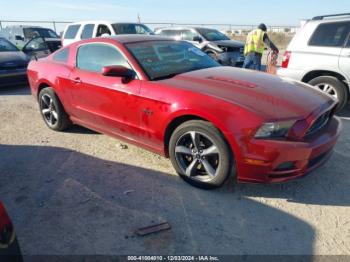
[126, 41, 220, 80]
[112, 23, 154, 35]
[23, 28, 59, 39]
[0, 38, 19, 52]
[196, 28, 230, 41]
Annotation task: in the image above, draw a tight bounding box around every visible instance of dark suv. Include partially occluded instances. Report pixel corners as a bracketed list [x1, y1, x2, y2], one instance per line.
[155, 27, 244, 67]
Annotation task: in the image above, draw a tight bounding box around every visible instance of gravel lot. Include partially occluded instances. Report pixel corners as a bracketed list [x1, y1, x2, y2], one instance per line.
[0, 85, 349, 256]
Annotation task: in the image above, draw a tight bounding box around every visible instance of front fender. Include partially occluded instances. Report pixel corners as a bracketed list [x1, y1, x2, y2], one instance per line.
[162, 105, 260, 160]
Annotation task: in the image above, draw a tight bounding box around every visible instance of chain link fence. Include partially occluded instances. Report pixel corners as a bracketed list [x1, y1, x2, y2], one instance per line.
[0, 20, 299, 35]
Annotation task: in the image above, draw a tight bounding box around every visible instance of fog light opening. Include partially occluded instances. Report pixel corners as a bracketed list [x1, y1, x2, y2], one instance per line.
[275, 161, 296, 172]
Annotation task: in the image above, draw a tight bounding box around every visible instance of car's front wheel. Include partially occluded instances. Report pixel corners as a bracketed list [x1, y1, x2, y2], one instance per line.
[169, 120, 233, 189]
[38, 87, 71, 131]
[308, 76, 348, 112]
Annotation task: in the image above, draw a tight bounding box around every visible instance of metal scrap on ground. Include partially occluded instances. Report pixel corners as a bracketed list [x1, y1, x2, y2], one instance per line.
[136, 222, 171, 236]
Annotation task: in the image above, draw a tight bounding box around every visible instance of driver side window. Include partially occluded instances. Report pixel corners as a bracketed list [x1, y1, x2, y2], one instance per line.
[25, 37, 48, 51]
[96, 25, 111, 37]
[181, 30, 199, 41]
[77, 43, 129, 73]
[346, 33, 350, 48]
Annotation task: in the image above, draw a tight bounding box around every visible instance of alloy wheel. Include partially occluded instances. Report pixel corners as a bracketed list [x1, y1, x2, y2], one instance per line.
[175, 131, 220, 182]
[315, 83, 338, 99]
[41, 94, 58, 126]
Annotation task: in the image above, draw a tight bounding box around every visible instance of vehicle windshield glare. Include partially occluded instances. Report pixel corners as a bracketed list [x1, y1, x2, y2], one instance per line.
[112, 24, 154, 35]
[196, 28, 230, 41]
[126, 41, 220, 80]
[23, 28, 59, 39]
[0, 38, 19, 52]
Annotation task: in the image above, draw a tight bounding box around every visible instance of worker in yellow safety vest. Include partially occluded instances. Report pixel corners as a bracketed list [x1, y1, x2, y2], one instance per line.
[243, 23, 279, 71]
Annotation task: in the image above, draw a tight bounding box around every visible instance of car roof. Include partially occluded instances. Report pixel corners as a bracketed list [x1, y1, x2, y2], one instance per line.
[0, 37, 10, 41]
[67, 21, 145, 25]
[157, 26, 216, 31]
[107, 35, 172, 43]
[307, 16, 350, 25]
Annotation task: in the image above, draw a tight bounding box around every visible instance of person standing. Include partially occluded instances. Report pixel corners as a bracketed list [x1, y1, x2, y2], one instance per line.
[243, 23, 279, 71]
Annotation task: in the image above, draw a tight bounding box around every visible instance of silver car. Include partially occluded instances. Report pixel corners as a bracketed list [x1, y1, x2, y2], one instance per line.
[278, 13, 350, 111]
[155, 27, 245, 67]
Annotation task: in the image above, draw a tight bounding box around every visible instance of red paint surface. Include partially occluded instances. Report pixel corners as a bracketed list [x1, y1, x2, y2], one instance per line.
[27, 36, 341, 183]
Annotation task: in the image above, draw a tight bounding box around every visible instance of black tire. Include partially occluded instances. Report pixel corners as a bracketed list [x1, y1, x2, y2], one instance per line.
[38, 87, 71, 131]
[169, 120, 234, 189]
[308, 76, 348, 112]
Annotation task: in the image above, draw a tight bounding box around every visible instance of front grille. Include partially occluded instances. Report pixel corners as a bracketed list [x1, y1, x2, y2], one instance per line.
[219, 45, 242, 53]
[0, 75, 28, 87]
[305, 109, 333, 136]
[0, 65, 27, 71]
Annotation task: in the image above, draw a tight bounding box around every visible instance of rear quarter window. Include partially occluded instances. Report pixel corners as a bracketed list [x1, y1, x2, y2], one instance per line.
[309, 22, 350, 47]
[53, 48, 69, 63]
[81, 24, 95, 39]
[64, 25, 81, 40]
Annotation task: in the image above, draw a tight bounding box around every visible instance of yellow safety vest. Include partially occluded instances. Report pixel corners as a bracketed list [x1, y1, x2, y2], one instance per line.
[244, 29, 265, 56]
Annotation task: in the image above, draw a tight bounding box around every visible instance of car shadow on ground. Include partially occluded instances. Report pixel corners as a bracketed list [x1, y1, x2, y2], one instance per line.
[0, 144, 316, 256]
[66, 125, 100, 135]
[0, 85, 31, 96]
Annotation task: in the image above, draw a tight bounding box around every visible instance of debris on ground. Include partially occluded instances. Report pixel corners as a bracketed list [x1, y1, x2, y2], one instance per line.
[119, 144, 128, 150]
[123, 190, 135, 195]
[136, 222, 171, 236]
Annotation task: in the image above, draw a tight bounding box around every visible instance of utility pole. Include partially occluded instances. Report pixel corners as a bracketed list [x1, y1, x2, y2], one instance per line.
[137, 14, 141, 24]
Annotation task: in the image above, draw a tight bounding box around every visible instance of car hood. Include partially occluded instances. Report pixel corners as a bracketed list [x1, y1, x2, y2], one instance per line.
[159, 67, 335, 120]
[212, 39, 244, 47]
[0, 51, 29, 67]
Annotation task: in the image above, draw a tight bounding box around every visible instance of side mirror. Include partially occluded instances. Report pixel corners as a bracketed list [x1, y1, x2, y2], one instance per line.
[15, 35, 24, 41]
[193, 36, 203, 43]
[102, 65, 136, 83]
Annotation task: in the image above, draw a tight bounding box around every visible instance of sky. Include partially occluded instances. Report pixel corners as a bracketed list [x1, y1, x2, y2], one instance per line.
[0, 0, 349, 30]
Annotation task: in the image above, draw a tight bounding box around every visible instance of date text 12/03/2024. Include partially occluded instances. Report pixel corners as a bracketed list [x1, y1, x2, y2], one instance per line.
[127, 256, 220, 261]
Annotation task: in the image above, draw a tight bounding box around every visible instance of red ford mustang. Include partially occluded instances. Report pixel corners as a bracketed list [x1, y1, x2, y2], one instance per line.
[27, 35, 341, 188]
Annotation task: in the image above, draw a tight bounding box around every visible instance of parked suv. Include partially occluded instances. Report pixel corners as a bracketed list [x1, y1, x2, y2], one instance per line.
[278, 14, 350, 111]
[155, 27, 245, 67]
[62, 21, 154, 46]
[0, 25, 60, 49]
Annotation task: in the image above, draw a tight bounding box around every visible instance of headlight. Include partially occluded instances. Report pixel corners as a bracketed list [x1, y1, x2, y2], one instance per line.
[254, 120, 295, 139]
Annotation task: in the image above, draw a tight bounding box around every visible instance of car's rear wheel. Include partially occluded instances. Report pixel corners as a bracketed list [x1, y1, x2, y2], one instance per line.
[308, 76, 348, 112]
[38, 87, 71, 131]
[169, 120, 233, 189]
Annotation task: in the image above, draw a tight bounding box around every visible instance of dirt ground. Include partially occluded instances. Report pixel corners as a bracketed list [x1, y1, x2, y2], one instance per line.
[0, 85, 349, 256]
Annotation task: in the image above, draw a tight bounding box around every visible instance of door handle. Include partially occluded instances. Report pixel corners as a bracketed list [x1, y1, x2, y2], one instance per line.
[72, 77, 82, 84]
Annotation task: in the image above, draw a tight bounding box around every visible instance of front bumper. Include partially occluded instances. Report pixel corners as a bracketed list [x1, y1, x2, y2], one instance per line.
[235, 117, 342, 183]
[218, 52, 245, 67]
[0, 70, 28, 87]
